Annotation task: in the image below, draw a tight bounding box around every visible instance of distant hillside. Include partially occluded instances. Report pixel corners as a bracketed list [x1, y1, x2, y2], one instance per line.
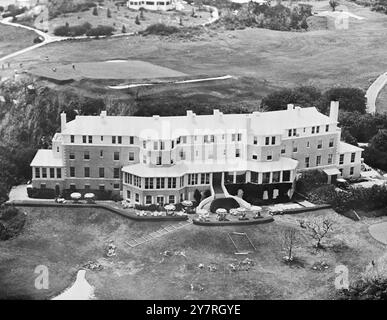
[47, 0, 97, 19]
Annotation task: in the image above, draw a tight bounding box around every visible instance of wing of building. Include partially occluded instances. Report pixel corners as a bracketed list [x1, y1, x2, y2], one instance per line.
[30, 101, 363, 205]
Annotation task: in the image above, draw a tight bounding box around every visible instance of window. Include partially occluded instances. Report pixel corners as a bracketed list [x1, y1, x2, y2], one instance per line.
[288, 129, 292, 137]
[317, 140, 322, 149]
[293, 145, 298, 153]
[82, 135, 86, 143]
[272, 171, 280, 183]
[69, 184, 75, 190]
[143, 140, 147, 149]
[252, 154, 258, 160]
[156, 156, 162, 165]
[56, 168, 61, 179]
[114, 152, 120, 161]
[167, 178, 176, 189]
[281, 147, 285, 154]
[112, 136, 116, 144]
[88, 136, 92, 144]
[160, 141, 165, 150]
[326, 125, 329, 132]
[126, 190, 131, 200]
[293, 129, 297, 136]
[188, 174, 198, 185]
[35, 168, 40, 178]
[99, 167, 104, 178]
[265, 137, 270, 145]
[69, 152, 75, 160]
[146, 195, 152, 205]
[271, 136, 276, 145]
[312, 127, 315, 134]
[70, 135, 74, 143]
[329, 139, 334, 148]
[180, 151, 185, 160]
[84, 151, 90, 160]
[118, 136, 122, 144]
[267, 154, 272, 161]
[251, 172, 258, 183]
[204, 135, 209, 143]
[351, 152, 356, 163]
[316, 126, 320, 133]
[316, 155, 321, 166]
[156, 178, 165, 189]
[49, 168, 55, 178]
[235, 148, 240, 158]
[168, 195, 175, 204]
[129, 152, 135, 161]
[84, 184, 90, 190]
[262, 172, 270, 184]
[99, 185, 105, 191]
[182, 136, 187, 144]
[101, 136, 104, 142]
[307, 141, 310, 148]
[253, 136, 258, 145]
[283, 170, 291, 182]
[70, 167, 75, 177]
[305, 157, 310, 168]
[339, 154, 344, 165]
[328, 154, 333, 165]
[100, 150, 103, 158]
[153, 141, 158, 150]
[57, 147, 60, 153]
[145, 178, 154, 189]
[84, 167, 90, 177]
[232, 134, 236, 142]
[114, 168, 120, 179]
[237, 133, 242, 141]
[350, 167, 354, 175]
[180, 176, 184, 187]
[113, 183, 120, 189]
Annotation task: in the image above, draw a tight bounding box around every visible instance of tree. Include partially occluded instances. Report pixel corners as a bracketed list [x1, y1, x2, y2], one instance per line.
[140, 7, 145, 20]
[282, 228, 298, 262]
[92, 7, 98, 15]
[107, 8, 111, 18]
[194, 189, 202, 204]
[261, 86, 321, 111]
[319, 88, 366, 114]
[135, 15, 140, 25]
[341, 128, 358, 146]
[329, 0, 339, 11]
[303, 217, 335, 248]
[121, 25, 126, 33]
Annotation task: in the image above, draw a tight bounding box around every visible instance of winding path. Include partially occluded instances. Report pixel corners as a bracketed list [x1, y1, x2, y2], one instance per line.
[365, 72, 387, 114]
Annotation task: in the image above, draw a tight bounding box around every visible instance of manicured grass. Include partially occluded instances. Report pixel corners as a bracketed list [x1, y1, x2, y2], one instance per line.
[0, 24, 37, 59]
[28, 60, 186, 81]
[0, 206, 384, 299]
[8, 1, 387, 107]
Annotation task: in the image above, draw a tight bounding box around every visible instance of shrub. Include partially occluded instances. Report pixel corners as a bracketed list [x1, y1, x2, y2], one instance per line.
[54, 22, 93, 37]
[27, 187, 56, 199]
[296, 170, 327, 194]
[0, 206, 26, 241]
[86, 25, 115, 37]
[141, 23, 180, 36]
[209, 197, 239, 213]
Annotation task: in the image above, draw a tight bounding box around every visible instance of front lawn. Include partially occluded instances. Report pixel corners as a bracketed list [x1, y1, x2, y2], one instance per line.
[0, 206, 384, 299]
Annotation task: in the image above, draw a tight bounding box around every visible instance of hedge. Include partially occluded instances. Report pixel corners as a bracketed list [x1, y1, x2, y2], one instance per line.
[27, 187, 56, 199]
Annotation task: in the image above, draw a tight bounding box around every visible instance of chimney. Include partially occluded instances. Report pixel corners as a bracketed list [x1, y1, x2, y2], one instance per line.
[153, 115, 160, 120]
[186, 110, 196, 121]
[252, 111, 260, 116]
[329, 101, 339, 122]
[287, 104, 294, 111]
[213, 109, 223, 120]
[60, 112, 66, 132]
[100, 110, 107, 118]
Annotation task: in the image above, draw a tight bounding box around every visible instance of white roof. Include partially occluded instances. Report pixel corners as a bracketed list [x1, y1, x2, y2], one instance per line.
[30, 150, 64, 167]
[338, 141, 363, 153]
[123, 157, 298, 177]
[62, 107, 333, 138]
[323, 167, 341, 176]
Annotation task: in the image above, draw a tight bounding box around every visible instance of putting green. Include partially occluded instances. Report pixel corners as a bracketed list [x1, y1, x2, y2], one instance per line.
[369, 222, 387, 245]
[28, 60, 186, 81]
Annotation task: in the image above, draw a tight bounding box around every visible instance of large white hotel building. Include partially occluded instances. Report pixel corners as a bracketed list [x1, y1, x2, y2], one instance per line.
[30, 101, 363, 206]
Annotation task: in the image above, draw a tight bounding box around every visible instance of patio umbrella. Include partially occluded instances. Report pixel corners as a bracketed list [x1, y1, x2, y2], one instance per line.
[84, 193, 95, 200]
[237, 207, 246, 213]
[164, 204, 176, 211]
[70, 192, 82, 201]
[251, 206, 262, 212]
[182, 200, 193, 207]
[216, 208, 227, 214]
